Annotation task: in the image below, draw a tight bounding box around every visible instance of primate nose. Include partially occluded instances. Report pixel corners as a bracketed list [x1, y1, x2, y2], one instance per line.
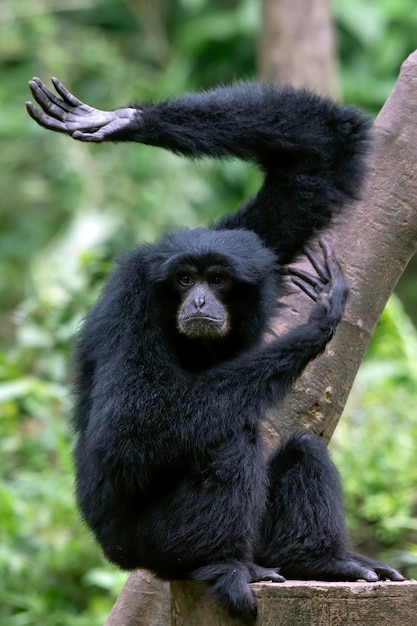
[194, 293, 205, 310]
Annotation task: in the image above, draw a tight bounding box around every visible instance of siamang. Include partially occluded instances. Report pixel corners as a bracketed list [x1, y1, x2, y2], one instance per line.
[26, 79, 403, 620]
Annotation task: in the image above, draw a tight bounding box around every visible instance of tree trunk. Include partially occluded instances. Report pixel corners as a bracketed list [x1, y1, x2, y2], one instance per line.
[258, 0, 338, 97]
[104, 49, 417, 626]
[104, 570, 169, 626]
[265, 50, 417, 447]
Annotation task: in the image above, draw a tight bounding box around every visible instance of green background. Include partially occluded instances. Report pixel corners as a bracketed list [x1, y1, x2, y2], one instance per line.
[1, 1, 416, 624]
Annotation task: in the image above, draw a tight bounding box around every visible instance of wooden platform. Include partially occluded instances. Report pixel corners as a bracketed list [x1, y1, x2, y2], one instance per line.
[171, 579, 417, 625]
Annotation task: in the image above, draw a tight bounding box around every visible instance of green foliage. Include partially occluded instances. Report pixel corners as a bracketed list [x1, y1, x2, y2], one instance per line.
[0, 245, 127, 626]
[331, 296, 417, 576]
[1, 0, 417, 622]
[334, 0, 417, 111]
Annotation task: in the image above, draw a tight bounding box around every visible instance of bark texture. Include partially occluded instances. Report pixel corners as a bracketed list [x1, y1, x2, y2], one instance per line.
[105, 51, 417, 626]
[104, 571, 169, 626]
[258, 0, 338, 96]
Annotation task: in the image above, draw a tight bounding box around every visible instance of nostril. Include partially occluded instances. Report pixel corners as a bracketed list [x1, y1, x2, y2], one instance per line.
[194, 294, 205, 309]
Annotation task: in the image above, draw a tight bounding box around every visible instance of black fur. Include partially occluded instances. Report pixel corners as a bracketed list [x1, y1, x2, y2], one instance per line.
[58, 83, 403, 620]
[123, 83, 371, 264]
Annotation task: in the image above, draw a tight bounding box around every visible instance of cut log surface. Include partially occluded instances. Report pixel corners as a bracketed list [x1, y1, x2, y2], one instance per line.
[171, 579, 417, 626]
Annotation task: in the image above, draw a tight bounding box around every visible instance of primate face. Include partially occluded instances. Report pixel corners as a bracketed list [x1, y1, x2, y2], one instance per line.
[174, 264, 234, 339]
[151, 229, 277, 353]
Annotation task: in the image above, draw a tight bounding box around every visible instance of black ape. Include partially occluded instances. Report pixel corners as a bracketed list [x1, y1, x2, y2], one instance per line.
[26, 79, 403, 620]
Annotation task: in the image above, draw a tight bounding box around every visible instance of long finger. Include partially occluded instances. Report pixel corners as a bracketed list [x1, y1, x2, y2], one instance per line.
[319, 239, 334, 264]
[288, 267, 323, 289]
[373, 564, 405, 582]
[29, 77, 74, 114]
[72, 130, 106, 143]
[51, 76, 85, 107]
[304, 245, 329, 282]
[290, 276, 318, 301]
[28, 80, 71, 121]
[25, 101, 69, 133]
[319, 239, 344, 282]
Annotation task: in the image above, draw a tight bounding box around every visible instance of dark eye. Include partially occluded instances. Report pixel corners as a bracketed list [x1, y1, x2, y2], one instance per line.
[209, 274, 224, 286]
[178, 275, 194, 287]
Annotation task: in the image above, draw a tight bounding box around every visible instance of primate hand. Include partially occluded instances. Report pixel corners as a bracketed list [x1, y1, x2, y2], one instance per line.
[26, 77, 138, 142]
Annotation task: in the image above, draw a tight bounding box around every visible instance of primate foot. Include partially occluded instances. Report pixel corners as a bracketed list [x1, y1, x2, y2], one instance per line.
[249, 563, 285, 583]
[344, 552, 405, 582]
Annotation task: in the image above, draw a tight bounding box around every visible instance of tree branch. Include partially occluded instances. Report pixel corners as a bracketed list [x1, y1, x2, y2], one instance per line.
[265, 49, 417, 447]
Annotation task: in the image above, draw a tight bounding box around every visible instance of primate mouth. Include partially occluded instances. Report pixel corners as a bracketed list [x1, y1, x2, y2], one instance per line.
[178, 316, 229, 339]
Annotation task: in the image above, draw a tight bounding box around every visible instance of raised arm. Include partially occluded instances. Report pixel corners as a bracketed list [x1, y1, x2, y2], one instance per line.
[26, 77, 372, 262]
[26, 77, 370, 161]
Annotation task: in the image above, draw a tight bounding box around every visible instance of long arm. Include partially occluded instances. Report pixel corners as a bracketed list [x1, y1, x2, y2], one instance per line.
[26, 77, 372, 262]
[26, 77, 370, 158]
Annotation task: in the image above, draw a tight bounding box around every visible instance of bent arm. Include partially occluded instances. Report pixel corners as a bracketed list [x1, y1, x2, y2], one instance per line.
[212, 241, 348, 405]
